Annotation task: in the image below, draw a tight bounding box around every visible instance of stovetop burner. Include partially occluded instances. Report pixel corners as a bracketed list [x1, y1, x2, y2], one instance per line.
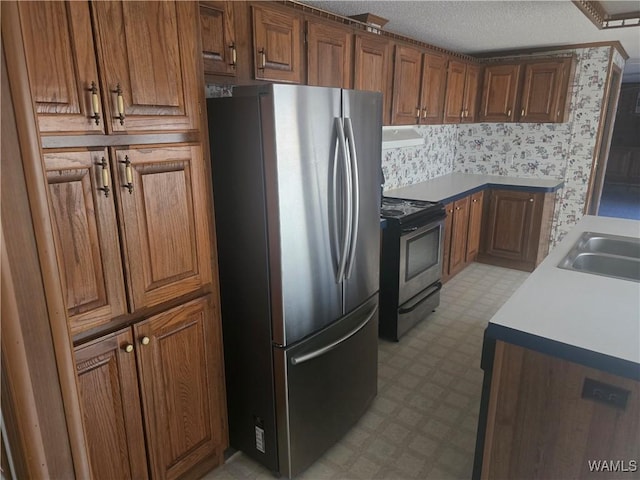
[381, 196, 445, 224]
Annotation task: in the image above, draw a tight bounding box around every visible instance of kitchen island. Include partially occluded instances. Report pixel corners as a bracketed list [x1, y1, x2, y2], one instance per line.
[473, 215, 640, 479]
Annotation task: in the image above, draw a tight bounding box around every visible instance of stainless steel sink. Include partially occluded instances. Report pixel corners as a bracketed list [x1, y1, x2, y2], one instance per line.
[558, 232, 640, 282]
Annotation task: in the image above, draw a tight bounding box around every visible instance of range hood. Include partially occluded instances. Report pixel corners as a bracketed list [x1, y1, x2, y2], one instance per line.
[382, 126, 424, 150]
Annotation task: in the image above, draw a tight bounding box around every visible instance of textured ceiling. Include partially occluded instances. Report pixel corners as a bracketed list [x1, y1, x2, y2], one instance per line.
[302, 1, 640, 83]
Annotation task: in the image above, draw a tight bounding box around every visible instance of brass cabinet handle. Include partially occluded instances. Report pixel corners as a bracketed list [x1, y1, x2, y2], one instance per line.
[140, 336, 150, 346]
[422, 107, 427, 119]
[529, 198, 534, 203]
[507, 108, 512, 117]
[97, 157, 110, 197]
[472, 199, 477, 203]
[119, 155, 133, 194]
[464, 110, 469, 118]
[258, 48, 266, 69]
[415, 107, 420, 119]
[114, 83, 125, 125]
[89, 81, 101, 125]
[521, 108, 525, 117]
[123, 344, 134, 353]
[229, 43, 237, 67]
[455, 206, 461, 211]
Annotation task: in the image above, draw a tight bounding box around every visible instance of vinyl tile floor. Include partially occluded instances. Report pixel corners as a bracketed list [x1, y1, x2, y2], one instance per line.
[204, 263, 530, 480]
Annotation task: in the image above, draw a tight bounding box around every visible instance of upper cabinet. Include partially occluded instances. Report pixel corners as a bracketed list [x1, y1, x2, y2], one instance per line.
[18, 1, 201, 135]
[420, 52, 448, 124]
[251, 3, 303, 83]
[306, 20, 352, 88]
[519, 58, 573, 123]
[443, 60, 481, 123]
[478, 63, 522, 122]
[390, 46, 448, 125]
[353, 34, 392, 124]
[479, 57, 574, 123]
[200, 1, 237, 77]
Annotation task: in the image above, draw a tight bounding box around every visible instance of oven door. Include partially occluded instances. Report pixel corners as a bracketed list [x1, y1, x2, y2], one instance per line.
[398, 218, 444, 305]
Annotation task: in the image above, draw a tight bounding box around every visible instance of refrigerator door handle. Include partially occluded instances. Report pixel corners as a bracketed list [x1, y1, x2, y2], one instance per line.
[289, 305, 377, 366]
[334, 118, 352, 284]
[344, 117, 360, 279]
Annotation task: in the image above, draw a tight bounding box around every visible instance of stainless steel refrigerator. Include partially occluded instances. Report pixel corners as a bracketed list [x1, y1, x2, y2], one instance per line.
[207, 84, 382, 477]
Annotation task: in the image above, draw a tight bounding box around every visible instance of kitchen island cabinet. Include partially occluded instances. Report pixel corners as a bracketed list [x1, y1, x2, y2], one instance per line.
[473, 215, 640, 479]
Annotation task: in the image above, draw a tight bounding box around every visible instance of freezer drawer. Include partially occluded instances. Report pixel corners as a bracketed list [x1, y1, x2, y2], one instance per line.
[273, 294, 378, 477]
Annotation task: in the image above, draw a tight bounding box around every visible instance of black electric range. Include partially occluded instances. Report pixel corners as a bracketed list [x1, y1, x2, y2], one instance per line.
[381, 197, 445, 226]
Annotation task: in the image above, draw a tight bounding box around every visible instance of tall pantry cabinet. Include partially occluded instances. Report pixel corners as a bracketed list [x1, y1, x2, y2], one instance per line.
[13, 1, 228, 479]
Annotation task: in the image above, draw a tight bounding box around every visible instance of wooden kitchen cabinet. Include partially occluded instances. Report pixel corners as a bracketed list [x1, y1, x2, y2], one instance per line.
[200, 1, 237, 78]
[44, 144, 212, 336]
[18, 1, 201, 135]
[442, 195, 472, 281]
[520, 58, 573, 123]
[75, 329, 148, 480]
[17, 1, 104, 135]
[478, 63, 522, 122]
[479, 57, 574, 123]
[478, 189, 555, 271]
[306, 19, 352, 88]
[465, 190, 484, 262]
[76, 295, 227, 480]
[391, 47, 447, 125]
[444, 61, 482, 123]
[391, 45, 423, 124]
[251, 3, 303, 83]
[43, 149, 127, 335]
[354, 33, 392, 124]
[112, 145, 212, 313]
[477, 341, 640, 479]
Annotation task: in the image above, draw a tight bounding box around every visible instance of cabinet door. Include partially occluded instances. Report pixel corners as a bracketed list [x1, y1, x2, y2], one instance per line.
[44, 149, 127, 335]
[519, 59, 569, 123]
[91, 1, 200, 133]
[448, 196, 470, 277]
[307, 20, 352, 88]
[354, 34, 391, 124]
[419, 52, 447, 124]
[252, 4, 302, 83]
[135, 296, 226, 480]
[200, 1, 237, 77]
[479, 64, 521, 122]
[482, 190, 538, 263]
[391, 45, 423, 125]
[17, 1, 104, 135]
[75, 329, 148, 480]
[443, 60, 466, 124]
[113, 145, 212, 311]
[465, 191, 484, 262]
[442, 202, 454, 281]
[462, 64, 482, 123]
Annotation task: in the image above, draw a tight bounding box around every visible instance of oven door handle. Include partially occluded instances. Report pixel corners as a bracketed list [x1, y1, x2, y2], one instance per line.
[334, 117, 352, 283]
[398, 283, 442, 314]
[401, 226, 419, 233]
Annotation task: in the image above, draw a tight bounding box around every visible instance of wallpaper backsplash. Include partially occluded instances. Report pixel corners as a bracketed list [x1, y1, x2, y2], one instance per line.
[382, 46, 623, 246]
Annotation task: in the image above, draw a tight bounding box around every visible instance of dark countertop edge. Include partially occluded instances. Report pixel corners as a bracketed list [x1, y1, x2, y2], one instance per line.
[485, 323, 640, 381]
[438, 182, 563, 205]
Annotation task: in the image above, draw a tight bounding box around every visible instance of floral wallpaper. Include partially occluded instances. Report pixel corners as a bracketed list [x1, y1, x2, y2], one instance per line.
[382, 125, 457, 190]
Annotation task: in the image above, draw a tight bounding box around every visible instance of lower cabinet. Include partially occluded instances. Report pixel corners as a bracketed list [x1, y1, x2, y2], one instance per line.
[442, 191, 484, 282]
[478, 189, 555, 272]
[75, 295, 227, 480]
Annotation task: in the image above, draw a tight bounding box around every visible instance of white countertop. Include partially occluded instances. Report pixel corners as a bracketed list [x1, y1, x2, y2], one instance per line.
[385, 173, 563, 203]
[489, 215, 640, 366]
